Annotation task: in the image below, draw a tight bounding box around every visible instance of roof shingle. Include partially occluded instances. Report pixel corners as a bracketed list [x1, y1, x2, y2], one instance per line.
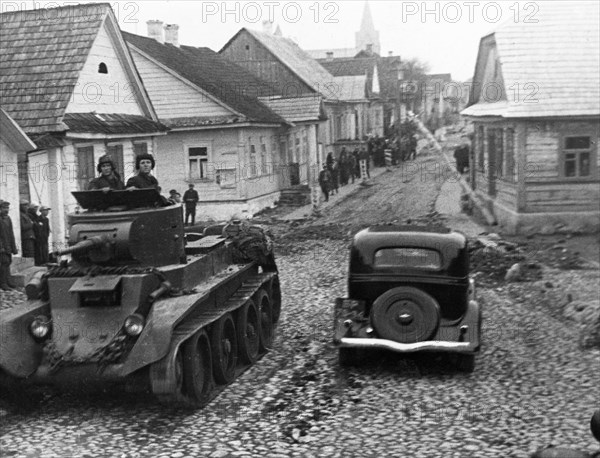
[123, 31, 284, 125]
[0, 3, 109, 133]
[463, 2, 600, 118]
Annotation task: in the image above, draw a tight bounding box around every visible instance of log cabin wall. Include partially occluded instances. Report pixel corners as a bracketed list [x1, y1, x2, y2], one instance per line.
[220, 30, 314, 97]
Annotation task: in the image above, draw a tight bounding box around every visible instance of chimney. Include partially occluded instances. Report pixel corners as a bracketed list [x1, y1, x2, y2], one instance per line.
[388, 51, 393, 57]
[366, 43, 373, 54]
[262, 20, 273, 34]
[164, 24, 179, 47]
[147, 20, 164, 44]
[326, 51, 334, 60]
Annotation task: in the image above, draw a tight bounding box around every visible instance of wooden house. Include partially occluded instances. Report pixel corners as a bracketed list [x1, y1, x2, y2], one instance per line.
[124, 26, 291, 220]
[462, 2, 599, 234]
[0, 3, 167, 247]
[220, 27, 364, 171]
[0, 109, 36, 251]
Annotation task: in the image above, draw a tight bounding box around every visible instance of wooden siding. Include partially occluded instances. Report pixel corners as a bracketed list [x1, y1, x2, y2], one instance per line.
[66, 22, 144, 115]
[131, 51, 233, 120]
[525, 182, 599, 212]
[220, 30, 314, 97]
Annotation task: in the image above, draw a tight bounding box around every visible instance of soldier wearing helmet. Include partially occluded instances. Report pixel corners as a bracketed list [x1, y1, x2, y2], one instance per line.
[88, 155, 125, 191]
[126, 153, 159, 190]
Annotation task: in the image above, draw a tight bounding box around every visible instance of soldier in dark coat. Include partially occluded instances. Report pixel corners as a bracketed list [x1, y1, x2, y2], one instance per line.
[88, 155, 125, 191]
[37, 206, 51, 265]
[19, 201, 36, 259]
[126, 154, 159, 189]
[27, 203, 44, 265]
[0, 200, 18, 291]
[318, 164, 332, 202]
[182, 183, 199, 225]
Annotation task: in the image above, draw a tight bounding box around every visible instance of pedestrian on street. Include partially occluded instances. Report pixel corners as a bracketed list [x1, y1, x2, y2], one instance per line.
[339, 148, 349, 186]
[330, 160, 340, 195]
[318, 164, 331, 202]
[19, 200, 36, 259]
[0, 200, 18, 291]
[27, 203, 44, 266]
[348, 151, 357, 184]
[38, 206, 51, 265]
[183, 183, 199, 226]
[88, 155, 125, 191]
[126, 153, 159, 190]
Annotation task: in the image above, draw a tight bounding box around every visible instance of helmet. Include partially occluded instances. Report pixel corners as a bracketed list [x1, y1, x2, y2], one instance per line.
[96, 155, 116, 173]
[135, 153, 155, 170]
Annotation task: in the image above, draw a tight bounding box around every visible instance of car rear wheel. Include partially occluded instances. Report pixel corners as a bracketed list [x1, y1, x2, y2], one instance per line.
[456, 353, 475, 373]
[371, 287, 440, 343]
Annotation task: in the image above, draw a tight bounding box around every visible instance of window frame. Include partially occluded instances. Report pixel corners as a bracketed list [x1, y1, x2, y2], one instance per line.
[185, 143, 211, 182]
[560, 134, 596, 179]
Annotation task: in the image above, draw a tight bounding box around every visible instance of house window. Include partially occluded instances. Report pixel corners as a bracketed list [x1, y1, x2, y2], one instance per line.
[98, 62, 108, 74]
[249, 138, 257, 176]
[505, 128, 515, 181]
[294, 134, 300, 163]
[477, 125, 485, 172]
[494, 128, 504, 178]
[563, 136, 593, 178]
[76, 146, 95, 190]
[134, 142, 147, 156]
[260, 137, 268, 175]
[188, 146, 208, 180]
[335, 116, 343, 140]
[106, 144, 124, 179]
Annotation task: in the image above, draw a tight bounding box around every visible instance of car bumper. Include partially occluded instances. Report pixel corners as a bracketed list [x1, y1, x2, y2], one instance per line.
[337, 337, 476, 353]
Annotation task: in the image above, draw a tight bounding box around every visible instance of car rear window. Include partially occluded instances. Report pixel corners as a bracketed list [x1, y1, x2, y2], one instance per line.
[373, 248, 442, 269]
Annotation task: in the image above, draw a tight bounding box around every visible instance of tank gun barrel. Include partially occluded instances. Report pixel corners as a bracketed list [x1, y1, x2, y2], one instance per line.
[55, 235, 109, 257]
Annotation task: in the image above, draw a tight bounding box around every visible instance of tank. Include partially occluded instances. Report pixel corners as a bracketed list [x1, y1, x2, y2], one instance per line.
[0, 189, 281, 408]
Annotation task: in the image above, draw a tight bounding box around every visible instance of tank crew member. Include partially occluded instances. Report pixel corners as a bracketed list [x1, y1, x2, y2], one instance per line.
[88, 155, 125, 191]
[126, 153, 159, 189]
[19, 200, 36, 259]
[183, 183, 199, 225]
[0, 200, 19, 291]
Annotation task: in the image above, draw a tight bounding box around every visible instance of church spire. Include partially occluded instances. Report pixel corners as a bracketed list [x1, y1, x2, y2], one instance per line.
[355, 1, 380, 55]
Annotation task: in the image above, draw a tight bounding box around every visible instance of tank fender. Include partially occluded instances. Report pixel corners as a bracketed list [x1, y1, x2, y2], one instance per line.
[0, 301, 50, 378]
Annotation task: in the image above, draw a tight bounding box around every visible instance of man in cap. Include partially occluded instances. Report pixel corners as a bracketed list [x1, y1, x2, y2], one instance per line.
[19, 200, 36, 259]
[88, 154, 125, 191]
[182, 183, 199, 225]
[38, 206, 51, 265]
[126, 153, 159, 190]
[0, 200, 18, 291]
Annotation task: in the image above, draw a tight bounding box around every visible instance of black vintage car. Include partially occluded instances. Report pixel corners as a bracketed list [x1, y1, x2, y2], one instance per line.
[333, 225, 481, 371]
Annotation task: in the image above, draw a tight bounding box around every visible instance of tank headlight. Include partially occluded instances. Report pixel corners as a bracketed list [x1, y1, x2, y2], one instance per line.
[124, 314, 145, 336]
[30, 316, 52, 339]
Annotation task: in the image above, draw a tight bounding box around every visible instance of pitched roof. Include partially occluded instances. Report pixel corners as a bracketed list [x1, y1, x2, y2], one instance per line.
[0, 108, 36, 152]
[0, 3, 109, 133]
[225, 29, 336, 98]
[258, 95, 326, 123]
[123, 32, 284, 125]
[63, 113, 168, 135]
[463, 2, 600, 118]
[306, 48, 357, 59]
[320, 55, 401, 100]
[331, 75, 368, 101]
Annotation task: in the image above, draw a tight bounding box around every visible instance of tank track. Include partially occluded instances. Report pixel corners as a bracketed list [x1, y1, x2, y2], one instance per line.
[149, 271, 279, 408]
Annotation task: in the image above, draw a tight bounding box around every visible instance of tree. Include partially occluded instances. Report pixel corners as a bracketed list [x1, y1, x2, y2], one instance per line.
[400, 58, 430, 114]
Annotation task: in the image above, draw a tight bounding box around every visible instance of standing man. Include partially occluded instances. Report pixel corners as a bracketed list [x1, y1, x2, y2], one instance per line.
[19, 200, 36, 259]
[183, 183, 199, 226]
[0, 200, 18, 291]
[38, 206, 51, 265]
[318, 164, 331, 202]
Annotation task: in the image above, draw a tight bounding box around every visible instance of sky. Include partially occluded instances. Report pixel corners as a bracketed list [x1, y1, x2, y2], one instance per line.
[2, 1, 570, 81]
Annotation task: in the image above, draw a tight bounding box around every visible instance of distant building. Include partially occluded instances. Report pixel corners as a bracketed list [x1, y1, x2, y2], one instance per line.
[307, 1, 380, 59]
[462, 2, 599, 234]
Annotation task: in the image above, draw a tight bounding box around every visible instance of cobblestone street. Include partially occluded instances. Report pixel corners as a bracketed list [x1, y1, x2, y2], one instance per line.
[1, 148, 599, 458]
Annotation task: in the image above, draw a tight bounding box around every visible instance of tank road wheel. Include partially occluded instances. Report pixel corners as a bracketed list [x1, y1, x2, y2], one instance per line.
[211, 314, 238, 384]
[237, 299, 260, 365]
[255, 289, 274, 351]
[182, 329, 213, 407]
[270, 278, 282, 325]
[150, 342, 187, 405]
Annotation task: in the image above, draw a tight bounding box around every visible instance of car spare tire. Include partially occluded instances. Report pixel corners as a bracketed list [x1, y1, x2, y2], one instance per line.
[371, 287, 440, 343]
